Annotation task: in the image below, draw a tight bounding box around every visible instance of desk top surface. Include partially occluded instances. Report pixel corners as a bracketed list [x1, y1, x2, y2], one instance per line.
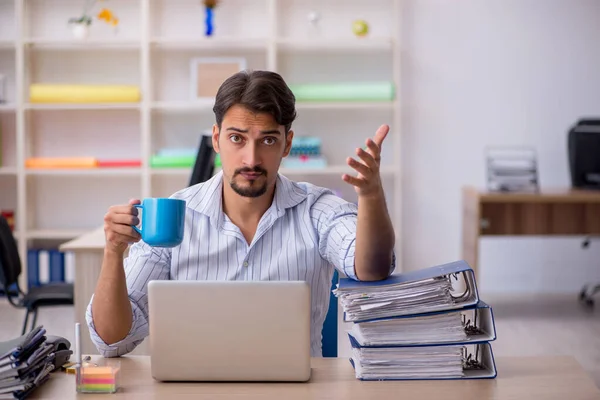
[59, 226, 105, 251]
[463, 186, 600, 203]
[30, 355, 600, 400]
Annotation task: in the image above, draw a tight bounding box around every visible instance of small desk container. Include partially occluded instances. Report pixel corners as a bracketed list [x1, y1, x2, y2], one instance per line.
[75, 361, 121, 394]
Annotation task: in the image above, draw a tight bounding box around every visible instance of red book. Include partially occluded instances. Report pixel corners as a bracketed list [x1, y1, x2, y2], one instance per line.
[97, 160, 142, 168]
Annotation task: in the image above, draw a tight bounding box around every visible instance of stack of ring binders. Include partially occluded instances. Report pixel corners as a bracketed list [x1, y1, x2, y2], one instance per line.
[333, 260, 499, 380]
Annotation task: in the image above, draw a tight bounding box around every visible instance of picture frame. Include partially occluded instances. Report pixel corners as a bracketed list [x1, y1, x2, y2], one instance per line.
[189, 57, 247, 102]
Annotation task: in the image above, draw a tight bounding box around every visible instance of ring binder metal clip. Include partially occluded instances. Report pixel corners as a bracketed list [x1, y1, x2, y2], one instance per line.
[462, 345, 485, 370]
[462, 310, 484, 336]
[449, 271, 471, 301]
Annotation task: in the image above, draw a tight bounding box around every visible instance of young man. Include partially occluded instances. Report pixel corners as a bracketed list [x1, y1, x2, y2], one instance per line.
[87, 70, 396, 358]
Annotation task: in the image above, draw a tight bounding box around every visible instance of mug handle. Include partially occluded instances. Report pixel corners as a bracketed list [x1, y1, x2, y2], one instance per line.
[132, 204, 143, 235]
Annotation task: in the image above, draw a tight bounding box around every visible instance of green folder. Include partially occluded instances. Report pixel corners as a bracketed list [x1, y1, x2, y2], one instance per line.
[150, 155, 196, 168]
[289, 82, 395, 102]
[151, 153, 222, 169]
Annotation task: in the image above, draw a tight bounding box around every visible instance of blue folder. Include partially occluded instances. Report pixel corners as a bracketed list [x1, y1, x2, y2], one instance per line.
[347, 300, 497, 347]
[49, 250, 65, 283]
[0, 327, 46, 362]
[337, 260, 480, 322]
[338, 260, 477, 290]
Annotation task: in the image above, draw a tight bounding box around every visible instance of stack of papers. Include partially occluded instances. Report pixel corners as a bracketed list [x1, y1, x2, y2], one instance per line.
[333, 260, 498, 380]
[0, 327, 56, 400]
[351, 346, 465, 380]
[349, 312, 467, 346]
[334, 276, 455, 322]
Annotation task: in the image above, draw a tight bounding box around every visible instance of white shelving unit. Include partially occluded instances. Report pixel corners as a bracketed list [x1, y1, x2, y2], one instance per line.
[0, 0, 402, 288]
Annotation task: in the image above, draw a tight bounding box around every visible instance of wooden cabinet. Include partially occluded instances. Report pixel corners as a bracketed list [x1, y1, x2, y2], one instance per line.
[462, 186, 600, 279]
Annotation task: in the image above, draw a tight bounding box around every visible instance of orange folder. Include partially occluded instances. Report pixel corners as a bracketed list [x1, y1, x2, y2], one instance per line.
[25, 157, 98, 169]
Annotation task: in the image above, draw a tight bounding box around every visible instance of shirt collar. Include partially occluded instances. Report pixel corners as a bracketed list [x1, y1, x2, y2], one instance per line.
[272, 172, 309, 217]
[188, 170, 308, 227]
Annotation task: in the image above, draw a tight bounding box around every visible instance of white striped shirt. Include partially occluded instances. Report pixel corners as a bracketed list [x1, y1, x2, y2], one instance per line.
[85, 171, 395, 357]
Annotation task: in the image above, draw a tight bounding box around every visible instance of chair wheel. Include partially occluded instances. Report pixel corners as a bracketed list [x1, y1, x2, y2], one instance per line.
[578, 289, 594, 308]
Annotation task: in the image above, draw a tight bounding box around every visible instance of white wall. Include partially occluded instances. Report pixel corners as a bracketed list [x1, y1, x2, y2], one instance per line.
[400, 0, 600, 294]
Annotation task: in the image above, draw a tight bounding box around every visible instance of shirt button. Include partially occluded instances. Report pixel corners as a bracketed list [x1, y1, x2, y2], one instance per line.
[243, 261, 249, 267]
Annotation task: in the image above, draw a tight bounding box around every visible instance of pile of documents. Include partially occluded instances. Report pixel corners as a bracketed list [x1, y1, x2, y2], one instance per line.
[333, 260, 498, 380]
[0, 326, 56, 399]
[337, 274, 455, 322]
[485, 146, 539, 193]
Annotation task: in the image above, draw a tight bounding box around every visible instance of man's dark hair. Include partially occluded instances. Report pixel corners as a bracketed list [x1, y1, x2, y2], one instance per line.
[213, 70, 297, 133]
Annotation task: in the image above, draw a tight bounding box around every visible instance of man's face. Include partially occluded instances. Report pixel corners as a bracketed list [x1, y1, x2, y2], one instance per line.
[212, 104, 293, 198]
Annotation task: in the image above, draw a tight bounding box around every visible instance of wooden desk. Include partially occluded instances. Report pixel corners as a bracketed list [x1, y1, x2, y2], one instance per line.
[31, 355, 600, 399]
[462, 187, 600, 280]
[59, 228, 148, 356]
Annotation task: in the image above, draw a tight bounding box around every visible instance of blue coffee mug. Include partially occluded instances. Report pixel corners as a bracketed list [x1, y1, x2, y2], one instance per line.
[132, 198, 186, 247]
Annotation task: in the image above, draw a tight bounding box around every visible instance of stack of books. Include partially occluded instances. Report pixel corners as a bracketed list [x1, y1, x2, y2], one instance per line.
[0, 326, 60, 399]
[333, 260, 498, 380]
[282, 136, 327, 169]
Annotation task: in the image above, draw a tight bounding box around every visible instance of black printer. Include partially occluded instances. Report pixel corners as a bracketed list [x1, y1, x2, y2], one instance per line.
[568, 119, 600, 190]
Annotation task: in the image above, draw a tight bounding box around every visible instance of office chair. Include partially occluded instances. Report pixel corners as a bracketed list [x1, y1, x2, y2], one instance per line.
[189, 134, 216, 187]
[0, 215, 74, 334]
[321, 270, 339, 357]
[578, 236, 600, 308]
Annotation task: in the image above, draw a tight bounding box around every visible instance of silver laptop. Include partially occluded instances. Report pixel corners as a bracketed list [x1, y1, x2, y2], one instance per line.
[147, 280, 312, 382]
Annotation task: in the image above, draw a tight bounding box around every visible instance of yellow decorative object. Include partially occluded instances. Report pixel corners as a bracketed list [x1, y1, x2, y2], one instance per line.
[69, 0, 119, 27]
[29, 84, 141, 103]
[97, 8, 118, 26]
[352, 20, 369, 37]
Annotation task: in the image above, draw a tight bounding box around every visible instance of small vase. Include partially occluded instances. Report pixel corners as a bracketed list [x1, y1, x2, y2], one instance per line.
[205, 7, 214, 36]
[71, 23, 90, 40]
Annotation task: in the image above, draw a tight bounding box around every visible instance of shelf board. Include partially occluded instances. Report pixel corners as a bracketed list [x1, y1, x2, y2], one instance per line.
[151, 101, 214, 112]
[0, 40, 15, 50]
[0, 103, 16, 112]
[27, 229, 88, 240]
[151, 168, 191, 176]
[24, 38, 140, 50]
[24, 103, 141, 111]
[151, 166, 395, 177]
[276, 37, 393, 52]
[0, 167, 18, 175]
[280, 165, 396, 176]
[150, 37, 267, 51]
[25, 168, 142, 177]
[152, 101, 393, 112]
[296, 101, 394, 110]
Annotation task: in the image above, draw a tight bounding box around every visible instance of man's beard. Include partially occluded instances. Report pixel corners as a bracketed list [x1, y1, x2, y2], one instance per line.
[230, 167, 268, 198]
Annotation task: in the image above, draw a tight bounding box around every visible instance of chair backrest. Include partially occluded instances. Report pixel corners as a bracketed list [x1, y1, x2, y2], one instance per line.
[188, 134, 216, 187]
[0, 215, 21, 289]
[321, 269, 339, 357]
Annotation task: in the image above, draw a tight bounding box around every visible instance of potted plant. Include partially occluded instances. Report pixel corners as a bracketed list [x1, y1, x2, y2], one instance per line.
[68, 0, 119, 40]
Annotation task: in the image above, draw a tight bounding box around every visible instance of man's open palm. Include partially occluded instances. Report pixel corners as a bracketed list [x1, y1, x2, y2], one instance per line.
[342, 124, 389, 198]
